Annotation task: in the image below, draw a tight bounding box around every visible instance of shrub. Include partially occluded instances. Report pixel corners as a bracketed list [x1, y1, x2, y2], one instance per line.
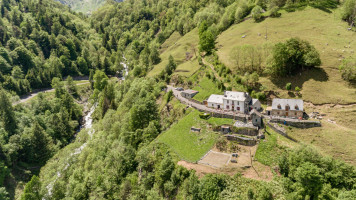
[251, 5, 263, 22]
[286, 83, 292, 90]
[339, 58, 356, 83]
[269, 6, 280, 18]
[295, 86, 301, 92]
[199, 112, 211, 119]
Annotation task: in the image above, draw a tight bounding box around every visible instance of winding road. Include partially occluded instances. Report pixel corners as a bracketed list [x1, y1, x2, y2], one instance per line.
[14, 81, 90, 105]
[167, 85, 248, 119]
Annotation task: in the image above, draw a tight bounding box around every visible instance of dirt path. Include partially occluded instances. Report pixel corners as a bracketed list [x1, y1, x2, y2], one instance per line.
[201, 58, 223, 81]
[13, 81, 90, 105]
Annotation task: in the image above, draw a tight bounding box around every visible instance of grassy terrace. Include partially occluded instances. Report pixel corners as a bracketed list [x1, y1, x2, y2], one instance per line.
[192, 77, 223, 102]
[217, 7, 356, 105]
[255, 125, 297, 166]
[149, 29, 201, 77]
[207, 117, 234, 126]
[156, 110, 220, 162]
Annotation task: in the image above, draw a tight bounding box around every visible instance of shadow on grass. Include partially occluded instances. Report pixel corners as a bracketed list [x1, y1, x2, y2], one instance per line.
[270, 67, 329, 90]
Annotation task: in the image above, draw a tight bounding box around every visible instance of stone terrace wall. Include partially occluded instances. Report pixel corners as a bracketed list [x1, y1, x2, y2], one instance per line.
[232, 127, 259, 136]
[270, 118, 321, 128]
[225, 135, 257, 146]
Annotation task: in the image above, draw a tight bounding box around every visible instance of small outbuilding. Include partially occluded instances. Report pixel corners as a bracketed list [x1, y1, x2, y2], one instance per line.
[181, 90, 199, 99]
[251, 110, 262, 127]
[250, 99, 262, 111]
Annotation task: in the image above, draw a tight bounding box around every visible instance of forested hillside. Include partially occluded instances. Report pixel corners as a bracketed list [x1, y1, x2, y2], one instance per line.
[55, 0, 123, 14]
[0, 0, 356, 199]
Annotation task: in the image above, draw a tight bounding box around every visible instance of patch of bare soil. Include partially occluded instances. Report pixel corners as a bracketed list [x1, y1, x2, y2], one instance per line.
[198, 151, 231, 168]
[178, 161, 219, 178]
[178, 144, 273, 181]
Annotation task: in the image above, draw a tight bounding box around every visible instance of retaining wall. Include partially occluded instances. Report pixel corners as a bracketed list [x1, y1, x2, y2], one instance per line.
[266, 123, 298, 142]
[232, 127, 259, 136]
[270, 118, 321, 128]
[225, 135, 256, 146]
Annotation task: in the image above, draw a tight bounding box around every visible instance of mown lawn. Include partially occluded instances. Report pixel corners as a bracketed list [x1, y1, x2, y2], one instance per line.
[148, 29, 201, 77]
[217, 7, 356, 104]
[156, 110, 219, 162]
[192, 77, 223, 102]
[207, 117, 234, 126]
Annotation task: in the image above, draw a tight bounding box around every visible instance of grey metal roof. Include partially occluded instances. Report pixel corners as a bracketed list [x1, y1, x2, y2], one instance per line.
[207, 94, 224, 104]
[252, 99, 260, 105]
[223, 91, 248, 101]
[272, 98, 304, 111]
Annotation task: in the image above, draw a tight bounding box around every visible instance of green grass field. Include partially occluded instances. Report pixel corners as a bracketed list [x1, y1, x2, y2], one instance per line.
[192, 77, 223, 101]
[207, 117, 234, 126]
[255, 125, 296, 166]
[148, 29, 201, 77]
[156, 110, 219, 162]
[217, 7, 356, 105]
[288, 104, 356, 166]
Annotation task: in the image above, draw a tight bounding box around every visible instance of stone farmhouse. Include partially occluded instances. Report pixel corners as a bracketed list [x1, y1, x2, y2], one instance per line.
[207, 91, 261, 114]
[267, 98, 304, 118]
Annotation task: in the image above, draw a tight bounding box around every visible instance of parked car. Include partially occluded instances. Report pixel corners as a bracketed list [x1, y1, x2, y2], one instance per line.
[175, 87, 184, 91]
[232, 153, 238, 157]
[231, 159, 237, 163]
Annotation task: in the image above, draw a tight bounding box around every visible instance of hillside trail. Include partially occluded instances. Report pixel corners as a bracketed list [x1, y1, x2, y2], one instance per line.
[201, 57, 223, 81]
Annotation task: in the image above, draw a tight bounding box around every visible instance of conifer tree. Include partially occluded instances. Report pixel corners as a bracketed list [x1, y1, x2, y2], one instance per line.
[0, 90, 17, 136]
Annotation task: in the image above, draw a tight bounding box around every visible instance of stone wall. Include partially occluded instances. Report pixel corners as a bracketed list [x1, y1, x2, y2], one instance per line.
[225, 135, 256, 146]
[266, 123, 298, 142]
[271, 110, 303, 118]
[270, 118, 321, 128]
[231, 127, 259, 136]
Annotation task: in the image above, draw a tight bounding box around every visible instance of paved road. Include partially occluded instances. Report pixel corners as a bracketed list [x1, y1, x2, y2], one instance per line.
[14, 81, 90, 105]
[167, 85, 248, 118]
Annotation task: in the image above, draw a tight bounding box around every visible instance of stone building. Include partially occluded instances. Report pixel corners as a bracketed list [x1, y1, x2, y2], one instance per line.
[270, 98, 304, 118]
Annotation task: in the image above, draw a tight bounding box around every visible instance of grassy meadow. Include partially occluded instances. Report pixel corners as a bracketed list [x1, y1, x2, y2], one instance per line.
[192, 77, 223, 102]
[255, 125, 297, 166]
[148, 29, 201, 77]
[156, 110, 219, 162]
[217, 7, 356, 105]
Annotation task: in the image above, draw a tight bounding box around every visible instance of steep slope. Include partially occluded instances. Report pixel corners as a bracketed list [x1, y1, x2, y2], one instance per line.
[217, 7, 356, 105]
[55, 0, 123, 14]
[11, 0, 356, 200]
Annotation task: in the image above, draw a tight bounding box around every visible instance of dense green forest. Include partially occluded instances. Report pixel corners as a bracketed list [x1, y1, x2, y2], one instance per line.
[0, 0, 355, 199]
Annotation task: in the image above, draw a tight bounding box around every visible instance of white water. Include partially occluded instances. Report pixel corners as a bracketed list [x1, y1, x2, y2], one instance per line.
[45, 58, 129, 198]
[120, 56, 129, 80]
[45, 104, 97, 198]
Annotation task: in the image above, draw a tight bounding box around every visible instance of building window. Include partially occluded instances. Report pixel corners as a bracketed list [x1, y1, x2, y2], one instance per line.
[277, 104, 281, 109]
[277, 112, 280, 115]
[227, 100, 229, 103]
[227, 105, 230, 109]
[295, 105, 299, 110]
[285, 105, 290, 111]
[238, 102, 239, 105]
